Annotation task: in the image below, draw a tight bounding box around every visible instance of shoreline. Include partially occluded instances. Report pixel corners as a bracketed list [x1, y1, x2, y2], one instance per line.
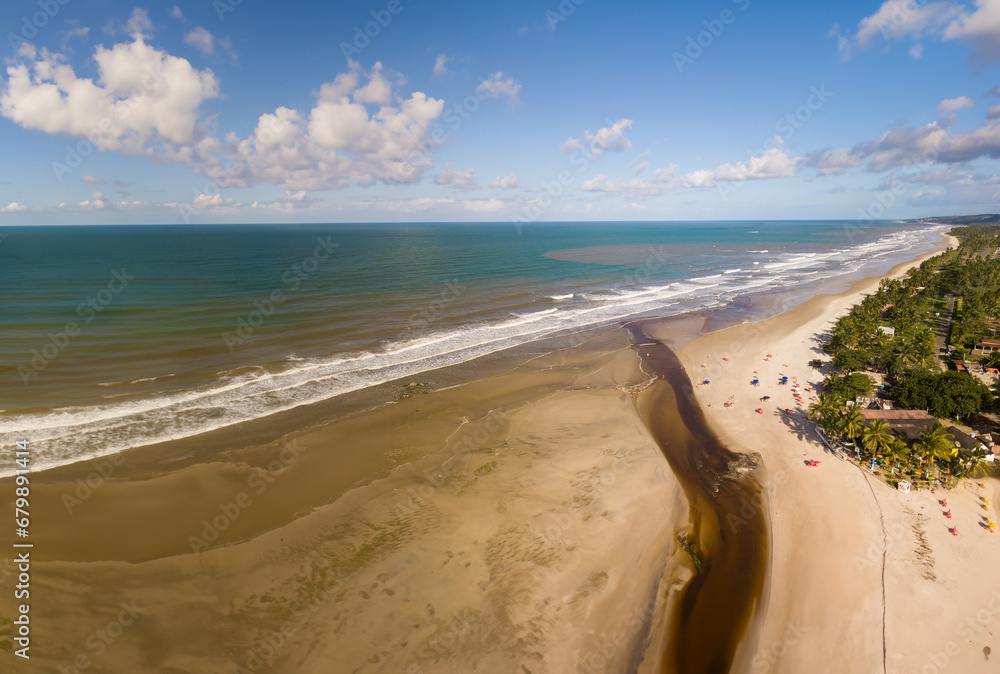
[10, 224, 950, 480]
[671, 231, 1000, 672]
[0, 227, 974, 673]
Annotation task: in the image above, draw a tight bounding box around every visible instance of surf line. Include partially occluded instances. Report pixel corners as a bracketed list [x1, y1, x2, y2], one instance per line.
[626, 321, 769, 674]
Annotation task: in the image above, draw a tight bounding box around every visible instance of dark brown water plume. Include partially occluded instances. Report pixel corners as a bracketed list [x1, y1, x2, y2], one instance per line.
[627, 322, 769, 674]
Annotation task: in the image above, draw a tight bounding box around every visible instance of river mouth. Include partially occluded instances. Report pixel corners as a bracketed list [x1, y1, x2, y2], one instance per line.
[628, 322, 769, 674]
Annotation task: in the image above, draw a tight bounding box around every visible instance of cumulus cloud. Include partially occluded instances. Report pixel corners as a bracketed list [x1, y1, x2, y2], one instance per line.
[681, 146, 802, 188]
[434, 167, 478, 190]
[561, 119, 633, 156]
[79, 189, 109, 209]
[490, 172, 520, 189]
[0, 202, 29, 213]
[2, 43, 446, 192]
[171, 5, 184, 19]
[81, 175, 107, 184]
[1, 38, 220, 155]
[206, 61, 446, 190]
[837, 0, 1000, 64]
[478, 72, 521, 105]
[184, 27, 216, 54]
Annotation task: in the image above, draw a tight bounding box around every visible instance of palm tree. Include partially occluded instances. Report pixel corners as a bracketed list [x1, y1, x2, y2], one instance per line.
[883, 436, 910, 475]
[862, 419, 894, 458]
[915, 421, 955, 473]
[841, 406, 866, 449]
[965, 448, 994, 479]
[808, 392, 845, 433]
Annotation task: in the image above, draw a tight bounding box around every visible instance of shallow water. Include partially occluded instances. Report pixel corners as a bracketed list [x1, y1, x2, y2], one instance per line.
[629, 323, 768, 674]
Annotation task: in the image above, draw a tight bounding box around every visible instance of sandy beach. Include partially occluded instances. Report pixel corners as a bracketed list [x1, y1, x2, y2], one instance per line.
[1, 327, 691, 673]
[676, 233, 1000, 673]
[3, 231, 996, 674]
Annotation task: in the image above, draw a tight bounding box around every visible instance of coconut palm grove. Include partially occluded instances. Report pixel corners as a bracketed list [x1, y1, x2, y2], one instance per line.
[813, 220, 1000, 490]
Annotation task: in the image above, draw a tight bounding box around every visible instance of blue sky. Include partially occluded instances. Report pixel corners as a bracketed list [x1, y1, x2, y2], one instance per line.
[0, 0, 998, 224]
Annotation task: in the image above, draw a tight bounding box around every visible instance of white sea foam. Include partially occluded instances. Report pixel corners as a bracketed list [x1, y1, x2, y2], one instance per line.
[0, 224, 950, 475]
[549, 293, 574, 300]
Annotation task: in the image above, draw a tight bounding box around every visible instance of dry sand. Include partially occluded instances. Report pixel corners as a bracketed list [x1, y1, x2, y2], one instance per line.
[677, 234, 1000, 673]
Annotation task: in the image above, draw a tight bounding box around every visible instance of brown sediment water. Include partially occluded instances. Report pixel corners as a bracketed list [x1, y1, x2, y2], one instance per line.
[627, 322, 769, 674]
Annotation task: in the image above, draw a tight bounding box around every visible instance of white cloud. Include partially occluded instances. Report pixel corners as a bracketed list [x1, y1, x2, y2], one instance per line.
[207, 61, 448, 191]
[125, 8, 153, 38]
[806, 147, 863, 175]
[463, 198, 505, 213]
[806, 110, 1000, 174]
[171, 5, 184, 19]
[193, 193, 234, 207]
[909, 43, 925, 58]
[581, 167, 678, 199]
[184, 27, 215, 54]
[942, 0, 1000, 62]
[434, 167, 478, 190]
[351, 62, 392, 104]
[580, 145, 802, 198]
[559, 137, 583, 153]
[1, 38, 220, 154]
[561, 118, 634, 156]
[478, 72, 521, 105]
[988, 104, 1000, 119]
[0, 202, 29, 213]
[681, 146, 802, 188]
[351, 197, 456, 213]
[838, 0, 1000, 63]
[2, 49, 445, 192]
[81, 175, 107, 184]
[490, 172, 520, 189]
[1, 37, 451, 194]
[433, 54, 449, 76]
[938, 95, 975, 117]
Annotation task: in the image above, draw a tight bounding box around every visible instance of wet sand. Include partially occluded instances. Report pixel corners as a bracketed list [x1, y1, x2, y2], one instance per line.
[1, 327, 691, 673]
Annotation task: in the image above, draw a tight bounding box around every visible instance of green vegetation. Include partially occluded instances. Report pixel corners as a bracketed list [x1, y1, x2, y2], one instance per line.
[890, 370, 992, 420]
[811, 222, 1000, 490]
[822, 222, 1000, 423]
[826, 373, 876, 400]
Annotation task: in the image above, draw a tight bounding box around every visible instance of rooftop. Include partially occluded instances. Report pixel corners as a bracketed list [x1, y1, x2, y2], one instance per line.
[859, 409, 934, 420]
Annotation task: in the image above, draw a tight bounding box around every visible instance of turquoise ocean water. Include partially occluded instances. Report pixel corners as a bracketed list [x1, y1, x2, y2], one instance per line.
[0, 220, 948, 472]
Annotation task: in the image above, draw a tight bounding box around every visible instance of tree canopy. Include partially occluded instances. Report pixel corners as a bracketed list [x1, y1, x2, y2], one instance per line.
[890, 370, 993, 420]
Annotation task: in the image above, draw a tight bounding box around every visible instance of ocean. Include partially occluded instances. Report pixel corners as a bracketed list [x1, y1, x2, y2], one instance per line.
[0, 220, 948, 473]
